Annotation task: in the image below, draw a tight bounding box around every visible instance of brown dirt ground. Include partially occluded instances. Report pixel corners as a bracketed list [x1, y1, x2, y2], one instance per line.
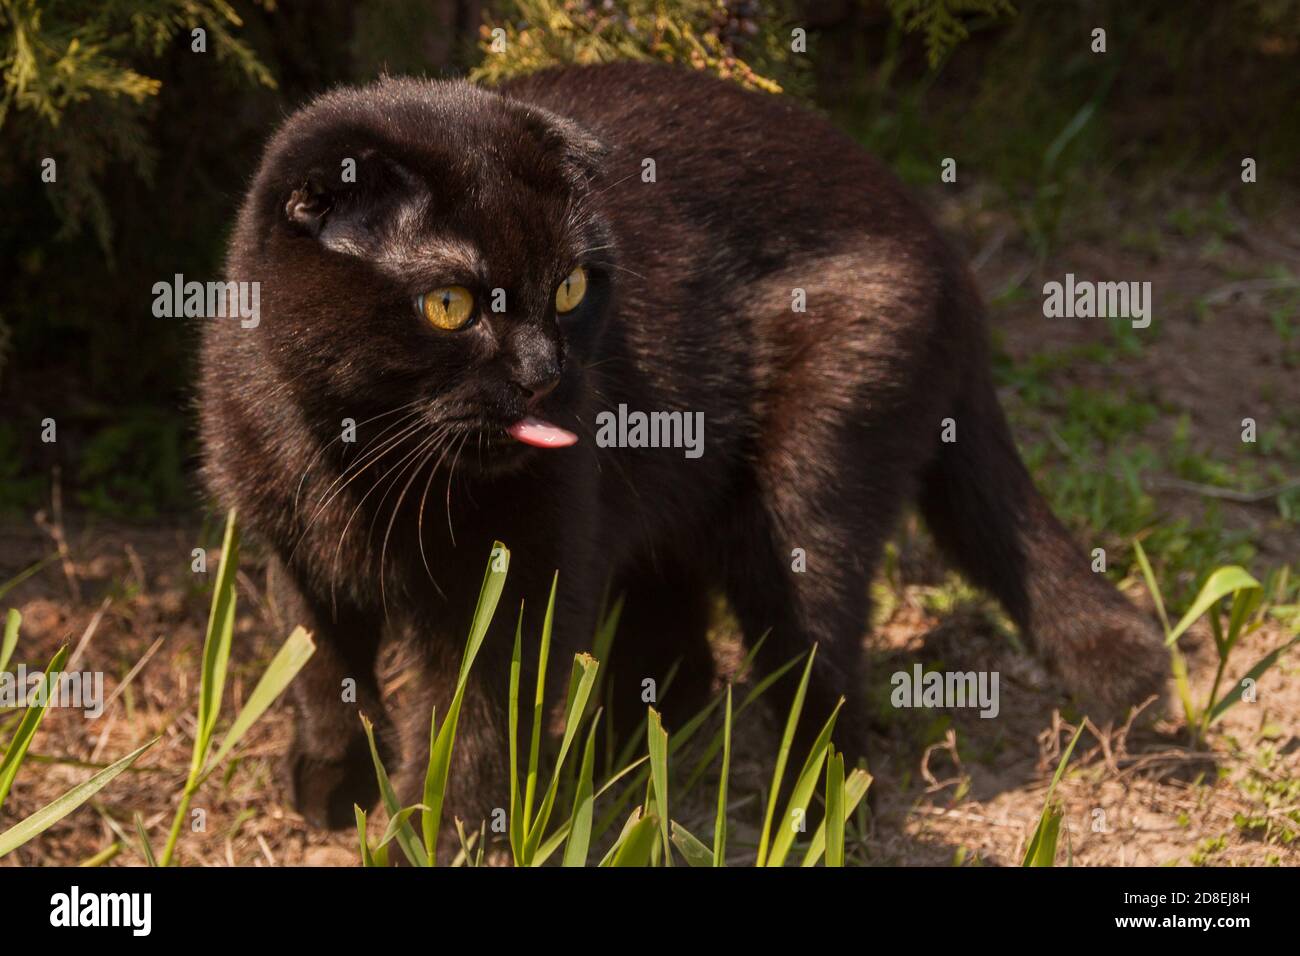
[1, 187, 1297, 868]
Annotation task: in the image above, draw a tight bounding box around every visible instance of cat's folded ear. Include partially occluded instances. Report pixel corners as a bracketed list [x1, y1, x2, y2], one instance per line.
[553, 118, 610, 189]
[284, 179, 331, 236]
[280, 150, 423, 244]
[519, 105, 610, 191]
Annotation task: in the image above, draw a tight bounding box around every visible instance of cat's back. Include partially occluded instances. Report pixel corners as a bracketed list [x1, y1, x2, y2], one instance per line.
[500, 62, 937, 253]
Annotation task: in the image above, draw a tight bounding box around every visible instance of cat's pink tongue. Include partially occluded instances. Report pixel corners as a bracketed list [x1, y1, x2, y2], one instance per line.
[507, 416, 578, 449]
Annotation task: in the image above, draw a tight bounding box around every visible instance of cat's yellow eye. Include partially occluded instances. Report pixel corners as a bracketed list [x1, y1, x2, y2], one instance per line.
[555, 266, 588, 314]
[420, 286, 475, 330]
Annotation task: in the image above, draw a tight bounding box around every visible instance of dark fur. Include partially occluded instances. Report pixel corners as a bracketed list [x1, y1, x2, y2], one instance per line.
[200, 62, 1167, 831]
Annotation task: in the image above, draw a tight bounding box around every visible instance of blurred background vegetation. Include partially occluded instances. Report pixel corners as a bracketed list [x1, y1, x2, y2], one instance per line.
[1, 0, 1297, 528]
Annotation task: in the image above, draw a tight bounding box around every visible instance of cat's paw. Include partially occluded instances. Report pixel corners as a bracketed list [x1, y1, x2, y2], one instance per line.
[1047, 603, 1169, 723]
[287, 730, 382, 830]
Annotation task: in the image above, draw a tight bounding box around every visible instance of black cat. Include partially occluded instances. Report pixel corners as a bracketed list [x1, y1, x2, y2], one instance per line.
[200, 62, 1167, 832]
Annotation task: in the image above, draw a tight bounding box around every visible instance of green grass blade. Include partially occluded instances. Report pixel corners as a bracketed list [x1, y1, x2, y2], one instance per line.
[0, 644, 70, 810]
[421, 690, 467, 863]
[597, 807, 644, 867]
[1166, 566, 1261, 646]
[451, 818, 480, 867]
[591, 592, 623, 665]
[756, 645, 817, 866]
[377, 805, 428, 851]
[801, 768, 873, 866]
[561, 711, 601, 867]
[523, 571, 558, 833]
[79, 842, 122, 867]
[1132, 540, 1169, 635]
[205, 626, 315, 773]
[597, 755, 650, 797]
[536, 758, 657, 867]
[196, 509, 239, 757]
[0, 738, 156, 858]
[457, 541, 510, 684]
[524, 653, 599, 861]
[586, 593, 623, 720]
[591, 647, 802, 845]
[422, 541, 509, 860]
[508, 604, 524, 863]
[1043, 98, 1098, 172]
[767, 697, 842, 867]
[597, 631, 778, 831]
[1024, 809, 1064, 867]
[584, 753, 653, 845]
[134, 811, 158, 867]
[535, 760, 646, 870]
[1169, 645, 1198, 728]
[0, 554, 57, 605]
[670, 821, 714, 867]
[713, 685, 732, 867]
[1208, 635, 1300, 724]
[0, 609, 20, 676]
[824, 746, 846, 867]
[1225, 586, 1264, 655]
[609, 703, 654, 777]
[533, 828, 570, 867]
[355, 806, 379, 867]
[604, 655, 696, 778]
[362, 714, 427, 867]
[639, 629, 773, 781]
[608, 812, 659, 867]
[1022, 723, 1085, 866]
[159, 509, 239, 867]
[1209, 606, 1227, 657]
[646, 706, 671, 865]
[681, 649, 804, 795]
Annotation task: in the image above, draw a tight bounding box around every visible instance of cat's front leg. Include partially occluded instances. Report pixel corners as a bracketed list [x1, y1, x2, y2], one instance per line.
[390, 637, 512, 862]
[387, 548, 600, 862]
[270, 560, 393, 829]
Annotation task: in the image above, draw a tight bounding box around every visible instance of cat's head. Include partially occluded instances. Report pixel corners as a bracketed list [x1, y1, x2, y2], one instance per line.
[228, 76, 615, 473]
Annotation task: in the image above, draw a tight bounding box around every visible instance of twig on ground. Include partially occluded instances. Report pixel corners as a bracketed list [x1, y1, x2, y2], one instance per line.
[1202, 276, 1300, 305]
[1143, 475, 1300, 503]
[912, 805, 1023, 828]
[256, 832, 276, 865]
[68, 596, 111, 671]
[98, 635, 166, 718]
[1044, 427, 1298, 506]
[920, 727, 966, 794]
[34, 467, 80, 602]
[124, 543, 147, 592]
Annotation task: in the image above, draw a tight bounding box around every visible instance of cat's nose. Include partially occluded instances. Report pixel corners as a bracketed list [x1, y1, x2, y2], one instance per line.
[516, 368, 560, 403]
[506, 326, 561, 402]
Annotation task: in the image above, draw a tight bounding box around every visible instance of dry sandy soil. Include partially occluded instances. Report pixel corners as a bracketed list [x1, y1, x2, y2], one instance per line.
[1, 187, 1297, 867]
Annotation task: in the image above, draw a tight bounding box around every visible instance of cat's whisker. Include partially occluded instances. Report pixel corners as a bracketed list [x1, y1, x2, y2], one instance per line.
[443, 431, 470, 548]
[580, 356, 623, 372]
[336, 407, 432, 479]
[328, 421, 441, 615]
[342, 401, 429, 460]
[365, 423, 445, 552]
[292, 399, 426, 519]
[288, 412, 426, 570]
[587, 258, 647, 282]
[304, 410, 423, 522]
[377, 427, 450, 617]
[416, 424, 469, 594]
[586, 169, 640, 200]
[311, 411, 425, 507]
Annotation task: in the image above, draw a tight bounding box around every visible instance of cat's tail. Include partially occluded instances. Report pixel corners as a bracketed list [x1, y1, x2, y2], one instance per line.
[916, 278, 1167, 720]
